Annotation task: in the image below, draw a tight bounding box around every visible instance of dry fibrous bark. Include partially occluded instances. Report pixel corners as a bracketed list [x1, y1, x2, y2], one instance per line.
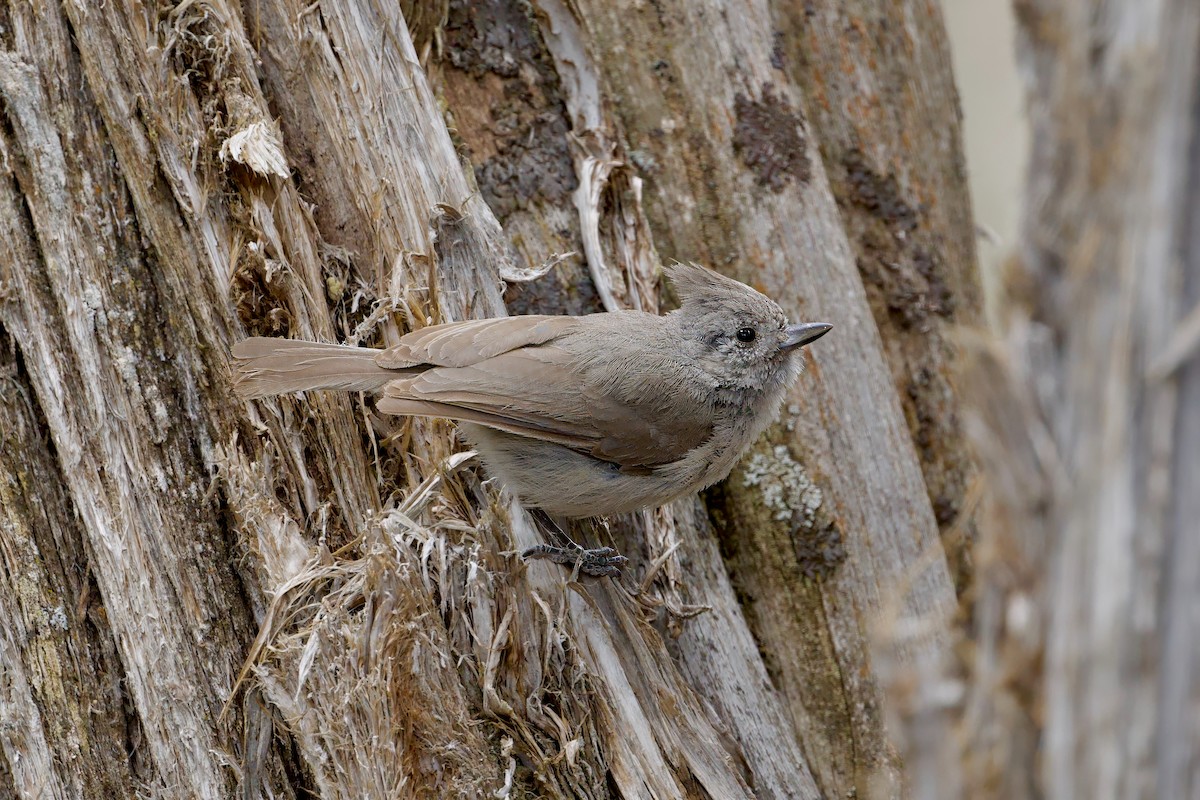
[0, 1, 979, 798]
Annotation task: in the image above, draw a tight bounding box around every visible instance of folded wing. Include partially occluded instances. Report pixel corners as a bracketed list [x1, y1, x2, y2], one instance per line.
[375, 316, 577, 368]
[378, 343, 713, 470]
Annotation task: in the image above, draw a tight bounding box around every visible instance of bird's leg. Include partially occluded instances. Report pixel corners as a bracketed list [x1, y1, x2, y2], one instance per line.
[521, 510, 629, 578]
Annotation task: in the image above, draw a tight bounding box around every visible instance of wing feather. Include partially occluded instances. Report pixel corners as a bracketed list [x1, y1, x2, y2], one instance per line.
[378, 344, 713, 469]
[375, 316, 578, 368]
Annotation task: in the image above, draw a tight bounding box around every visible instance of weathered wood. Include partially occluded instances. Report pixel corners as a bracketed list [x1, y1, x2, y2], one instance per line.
[772, 0, 983, 589]
[0, 334, 139, 800]
[241, 1, 820, 796]
[1, 4, 255, 794]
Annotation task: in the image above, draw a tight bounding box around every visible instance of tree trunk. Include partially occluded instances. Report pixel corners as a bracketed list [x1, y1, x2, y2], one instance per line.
[0, 1, 977, 798]
[946, 1, 1200, 798]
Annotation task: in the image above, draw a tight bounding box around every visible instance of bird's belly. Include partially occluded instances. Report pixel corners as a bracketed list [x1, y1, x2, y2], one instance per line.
[461, 424, 698, 517]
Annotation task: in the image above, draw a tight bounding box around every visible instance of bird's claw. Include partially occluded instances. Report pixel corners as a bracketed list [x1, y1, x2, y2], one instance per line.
[521, 544, 629, 578]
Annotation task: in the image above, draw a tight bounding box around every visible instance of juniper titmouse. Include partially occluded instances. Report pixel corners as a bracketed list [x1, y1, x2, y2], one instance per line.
[232, 262, 831, 573]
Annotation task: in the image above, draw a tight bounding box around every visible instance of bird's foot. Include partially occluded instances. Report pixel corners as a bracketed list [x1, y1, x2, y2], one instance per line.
[521, 543, 629, 578]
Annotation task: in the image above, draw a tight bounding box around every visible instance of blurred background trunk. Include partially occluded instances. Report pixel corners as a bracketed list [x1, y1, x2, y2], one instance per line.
[948, 1, 1200, 798]
[0, 1, 982, 798]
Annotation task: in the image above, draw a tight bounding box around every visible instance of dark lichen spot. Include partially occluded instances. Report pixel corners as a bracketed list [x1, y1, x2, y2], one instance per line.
[840, 149, 958, 328]
[473, 109, 576, 218]
[789, 517, 846, 580]
[732, 84, 811, 192]
[843, 148, 918, 235]
[444, 0, 523, 78]
[439, 0, 603, 317]
[906, 368, 938, 455]
[443, 0, 577, 217]
[913, 246, 955, 317]
[770, 32, 786, 70]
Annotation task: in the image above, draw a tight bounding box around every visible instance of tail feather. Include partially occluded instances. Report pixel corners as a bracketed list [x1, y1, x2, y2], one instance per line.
[231, 337, 399, 398]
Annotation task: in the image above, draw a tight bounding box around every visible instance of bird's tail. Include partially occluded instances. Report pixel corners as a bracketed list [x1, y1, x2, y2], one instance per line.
[231, 337, 398, 398]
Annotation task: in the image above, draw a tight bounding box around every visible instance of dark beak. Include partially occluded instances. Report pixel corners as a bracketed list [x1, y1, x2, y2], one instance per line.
[781, 322, 832, 350]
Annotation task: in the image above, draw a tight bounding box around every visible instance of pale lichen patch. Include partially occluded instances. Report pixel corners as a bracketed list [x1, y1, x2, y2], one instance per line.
[739, 442, 845, 580]
[81, 283, 103, 326]
[48, 604, 68, 631]
[743, 444, 823, 526]
[114, 345, 139, 384]
[785, 403, 800, 431]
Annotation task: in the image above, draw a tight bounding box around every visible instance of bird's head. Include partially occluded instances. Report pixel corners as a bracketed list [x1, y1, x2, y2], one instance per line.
[666, 262, 831, 402]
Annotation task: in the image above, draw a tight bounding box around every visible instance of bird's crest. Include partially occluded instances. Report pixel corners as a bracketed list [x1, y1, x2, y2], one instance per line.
[664, 261, 761, 306]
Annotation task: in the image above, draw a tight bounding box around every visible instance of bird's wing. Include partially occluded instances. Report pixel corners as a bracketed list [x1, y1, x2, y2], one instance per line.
[375, 316, 578, 369]
[377, 344, 713, 470]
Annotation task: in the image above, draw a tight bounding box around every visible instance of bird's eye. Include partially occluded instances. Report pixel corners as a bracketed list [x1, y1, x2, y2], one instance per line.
[735, 327, 756, 343]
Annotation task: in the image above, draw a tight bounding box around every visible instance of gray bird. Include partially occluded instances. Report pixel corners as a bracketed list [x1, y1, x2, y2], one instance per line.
[232, 262, 831, 575]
